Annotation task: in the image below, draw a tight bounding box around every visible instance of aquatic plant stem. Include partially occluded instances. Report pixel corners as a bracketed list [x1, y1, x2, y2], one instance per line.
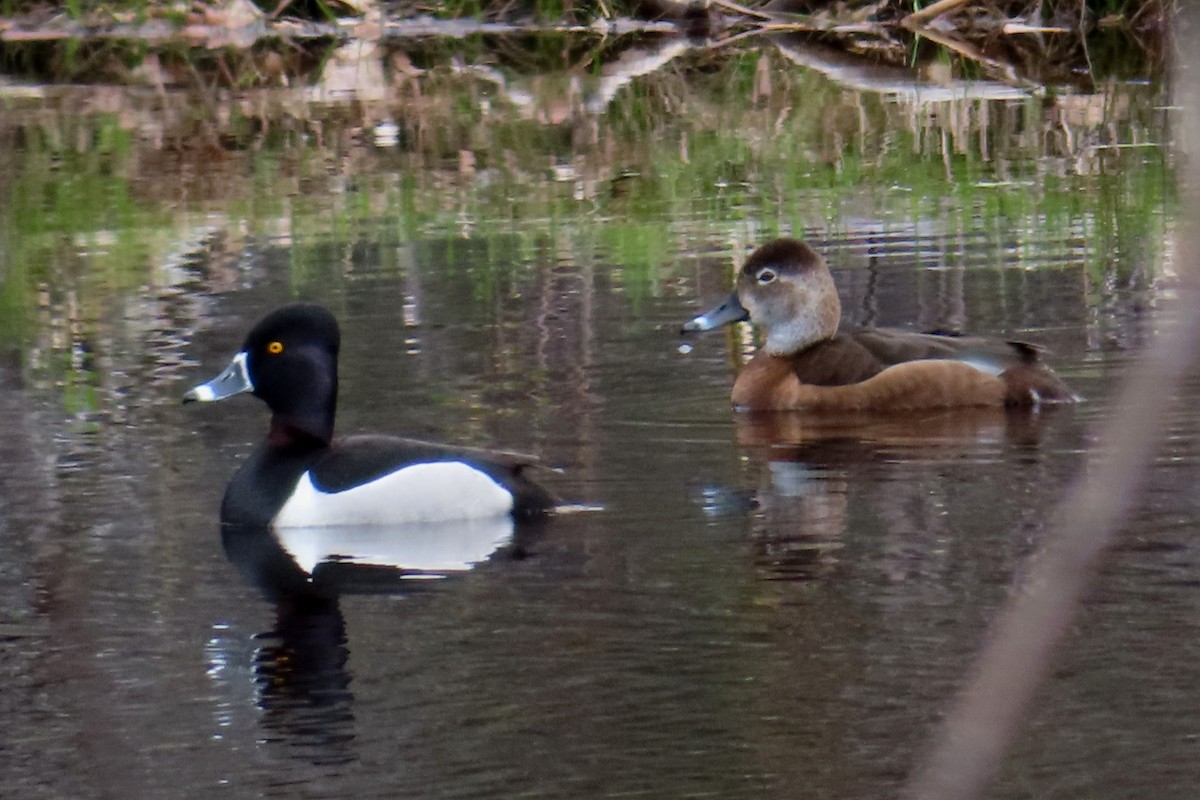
[902, 6, 1200, 798]
[901, 0, 970, 27]
[902, 23, 1032, 88]
[710, 0, 774, 20]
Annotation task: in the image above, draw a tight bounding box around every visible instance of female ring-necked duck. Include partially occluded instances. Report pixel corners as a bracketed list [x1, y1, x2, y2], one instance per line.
[184, 303, 556, 529]
[682, 238, 1079, 411]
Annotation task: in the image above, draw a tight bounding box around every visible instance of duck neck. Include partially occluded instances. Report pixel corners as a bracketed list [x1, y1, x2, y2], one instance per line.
[267, 414, 333, 449]
[763, 286, 841, 356]
[262, 347, 337, 448]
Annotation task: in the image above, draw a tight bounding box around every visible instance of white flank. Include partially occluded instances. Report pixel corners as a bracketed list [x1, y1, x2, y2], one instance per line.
[273, 462, 515, 529]
[277, 516, 515, 577]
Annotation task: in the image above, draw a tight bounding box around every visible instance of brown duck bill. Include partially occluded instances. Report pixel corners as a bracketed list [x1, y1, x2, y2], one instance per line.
[680, 291, 750, 334]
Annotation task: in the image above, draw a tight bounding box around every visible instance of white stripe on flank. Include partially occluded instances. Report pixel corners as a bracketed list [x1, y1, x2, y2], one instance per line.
[273, 462, 515, 528]
[956, 356, 1005, 376]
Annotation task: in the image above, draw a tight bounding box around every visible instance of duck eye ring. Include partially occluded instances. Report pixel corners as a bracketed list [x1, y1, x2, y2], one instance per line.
[267, 341, 284, 355]
[756, 268, 778, 285]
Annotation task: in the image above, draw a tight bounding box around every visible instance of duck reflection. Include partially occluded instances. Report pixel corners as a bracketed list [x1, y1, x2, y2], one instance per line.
[251, 595, 355, 766]
[733, 407, 1045, 452]
[732, 408, 1054, 582]
[223, 516, 520, 598]
[223, 515, 536, 769]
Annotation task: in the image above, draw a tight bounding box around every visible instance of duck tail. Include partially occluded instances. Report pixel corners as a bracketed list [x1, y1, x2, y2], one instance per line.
[1005, 340, 1047, 364]
[1001, 364, 1081, 406]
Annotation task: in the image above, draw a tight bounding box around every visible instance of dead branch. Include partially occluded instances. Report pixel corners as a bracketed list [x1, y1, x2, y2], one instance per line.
[901, 0, 972, 28]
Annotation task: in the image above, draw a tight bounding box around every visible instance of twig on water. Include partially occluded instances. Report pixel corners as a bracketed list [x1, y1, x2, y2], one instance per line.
[902, 23, 1035, 88]
[901, 0, 971, 28]
[709, 0, 775, 21]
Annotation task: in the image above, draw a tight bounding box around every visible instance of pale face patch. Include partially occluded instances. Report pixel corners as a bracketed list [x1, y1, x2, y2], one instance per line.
[742, 272, 841, 356]
[273, 461, 515, 529]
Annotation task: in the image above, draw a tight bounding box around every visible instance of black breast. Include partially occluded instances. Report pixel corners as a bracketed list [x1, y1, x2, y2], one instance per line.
[221, 444, 318, 528]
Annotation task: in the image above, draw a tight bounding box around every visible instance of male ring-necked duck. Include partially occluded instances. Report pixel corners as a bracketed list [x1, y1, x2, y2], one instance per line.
[682, 237, 1079, 411]
[184, 303, 556, 529]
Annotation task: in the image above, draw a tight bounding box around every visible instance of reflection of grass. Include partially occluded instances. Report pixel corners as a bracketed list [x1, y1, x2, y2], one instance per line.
[0, 239, 32, 346]
[268, 47, 1170, 296]
[9, 116, 166, 290]
[0, 41, 1173, 398]
[0, 112, 174, 395]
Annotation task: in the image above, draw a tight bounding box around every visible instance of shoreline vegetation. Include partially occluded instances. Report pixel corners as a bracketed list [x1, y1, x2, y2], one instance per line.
[0, 0, 1173, 87]
[0, 1, 1172, 375]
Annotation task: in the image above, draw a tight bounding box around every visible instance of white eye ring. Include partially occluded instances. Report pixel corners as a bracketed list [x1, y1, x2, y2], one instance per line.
[756, 268, 778, 285]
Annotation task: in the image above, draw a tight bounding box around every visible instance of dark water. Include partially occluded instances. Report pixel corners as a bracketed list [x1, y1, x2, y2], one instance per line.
[5, 235, 1193, 799]
[0, 38, 1191, 800]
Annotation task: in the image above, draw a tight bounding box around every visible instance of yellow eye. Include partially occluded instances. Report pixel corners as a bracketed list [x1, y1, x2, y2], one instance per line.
[267, 341, 284, 355]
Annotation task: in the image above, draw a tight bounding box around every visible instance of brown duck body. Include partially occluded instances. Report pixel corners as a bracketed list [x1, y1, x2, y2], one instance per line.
[683, 238, 1079, 412]
[730, 329, 1075, 411]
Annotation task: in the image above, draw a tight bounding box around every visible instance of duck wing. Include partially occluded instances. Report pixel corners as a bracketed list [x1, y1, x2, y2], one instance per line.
[310, 434, 556, 517]
[792, 328, 1049, 388]
[851, 327, 1040, 372]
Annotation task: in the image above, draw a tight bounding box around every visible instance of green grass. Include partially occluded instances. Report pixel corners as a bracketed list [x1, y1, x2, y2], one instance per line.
[0, 37, 1173, 398]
